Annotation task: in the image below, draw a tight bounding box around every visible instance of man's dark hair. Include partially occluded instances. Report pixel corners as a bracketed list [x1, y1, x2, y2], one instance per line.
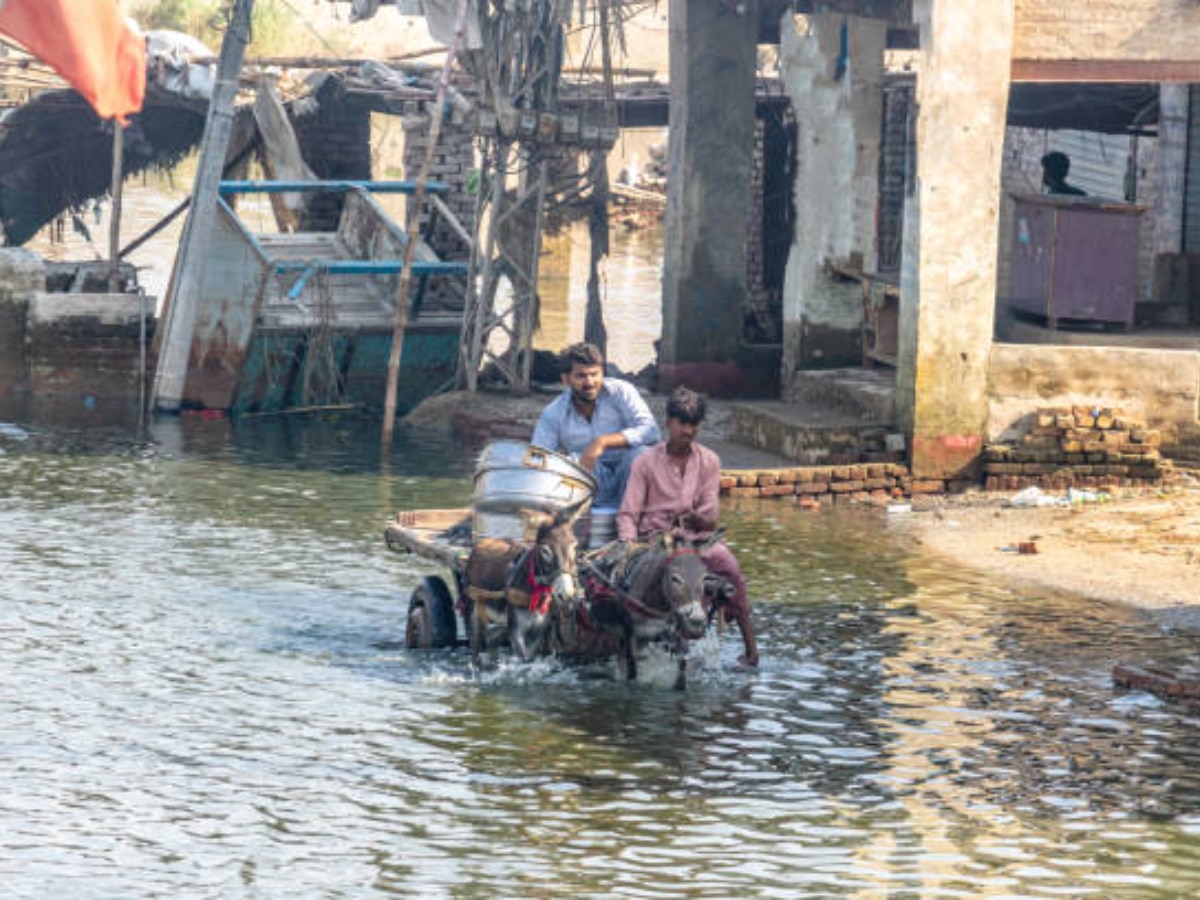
[559, 342, 605, 374]
[666, 386, 706, 425]
[1041, 151, 1070, 182]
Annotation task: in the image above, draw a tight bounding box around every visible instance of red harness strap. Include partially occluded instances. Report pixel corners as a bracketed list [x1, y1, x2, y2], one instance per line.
[526, 552, 554, 616]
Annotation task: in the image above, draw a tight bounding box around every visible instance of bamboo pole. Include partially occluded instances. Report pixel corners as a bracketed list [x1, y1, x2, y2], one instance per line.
[518, 159, 548, 389]
[380, 0, 472, 447]
[119, 197, 190, 259]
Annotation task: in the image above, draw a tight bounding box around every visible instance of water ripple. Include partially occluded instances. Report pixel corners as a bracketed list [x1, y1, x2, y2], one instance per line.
[1, 417, 1200, 896]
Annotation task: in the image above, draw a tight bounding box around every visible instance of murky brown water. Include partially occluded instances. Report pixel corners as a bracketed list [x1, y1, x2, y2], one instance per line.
[13, 155, 1200, 896]
[2, 409, 1200, 897]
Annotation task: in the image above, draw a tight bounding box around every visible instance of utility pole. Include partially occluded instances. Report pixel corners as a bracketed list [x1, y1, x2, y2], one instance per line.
[150, 0, 254, 412]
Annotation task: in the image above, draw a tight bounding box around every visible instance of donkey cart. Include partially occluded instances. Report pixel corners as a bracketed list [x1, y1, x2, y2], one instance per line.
[384, 507, 475, 651]
[384, 442, 733, 686]
[385, 441, 596, 654]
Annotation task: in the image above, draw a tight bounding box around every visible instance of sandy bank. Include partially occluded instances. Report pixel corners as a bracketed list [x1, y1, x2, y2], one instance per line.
[903, 475, 1200, 620]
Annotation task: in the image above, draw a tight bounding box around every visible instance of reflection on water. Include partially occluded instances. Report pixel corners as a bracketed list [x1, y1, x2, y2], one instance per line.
[537, 221, 663, 375]
[2, 413, 1200, 896]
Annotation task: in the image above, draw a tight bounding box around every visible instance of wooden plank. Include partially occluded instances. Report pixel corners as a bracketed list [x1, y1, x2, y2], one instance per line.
[1012, 59, 1200, 83]
[258, 233, 350, 259]
[384, 508, 473, 572]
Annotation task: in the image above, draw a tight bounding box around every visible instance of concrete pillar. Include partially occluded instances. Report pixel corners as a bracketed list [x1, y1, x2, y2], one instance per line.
[897, 0, 1014, 479]
[779, 13, 886, 379]
[660, 0, 758, 395]
[1154, 83, 1188, 258]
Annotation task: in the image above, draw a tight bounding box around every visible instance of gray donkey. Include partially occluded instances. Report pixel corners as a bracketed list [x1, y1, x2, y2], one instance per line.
[567, 532, 735, 689]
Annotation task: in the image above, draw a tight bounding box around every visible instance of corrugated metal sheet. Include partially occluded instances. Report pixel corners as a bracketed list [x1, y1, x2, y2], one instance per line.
[1185, 86, 1200, 254]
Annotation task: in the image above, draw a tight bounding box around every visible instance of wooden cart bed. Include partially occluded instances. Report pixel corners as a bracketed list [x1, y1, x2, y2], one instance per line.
[384, 508, 473, 572]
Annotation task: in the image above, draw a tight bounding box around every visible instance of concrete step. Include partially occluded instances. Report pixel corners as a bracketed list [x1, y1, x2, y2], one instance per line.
[728, 399, 905, 466]
[785, 367, 897, 423]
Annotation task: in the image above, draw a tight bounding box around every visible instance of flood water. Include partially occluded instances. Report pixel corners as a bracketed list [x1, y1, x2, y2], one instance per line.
[3, 411, 1200, 897]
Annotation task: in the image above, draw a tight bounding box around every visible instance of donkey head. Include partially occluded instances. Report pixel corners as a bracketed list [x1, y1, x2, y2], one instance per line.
[528, 511, 581, 609]
[660, 549, 712, 641]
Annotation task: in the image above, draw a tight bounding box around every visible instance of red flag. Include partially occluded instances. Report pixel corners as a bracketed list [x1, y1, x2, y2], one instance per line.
[0, 0, 146, 122]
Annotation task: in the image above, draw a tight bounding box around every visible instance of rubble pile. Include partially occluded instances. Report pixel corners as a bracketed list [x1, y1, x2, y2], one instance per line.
[983, 406, 1170, 491]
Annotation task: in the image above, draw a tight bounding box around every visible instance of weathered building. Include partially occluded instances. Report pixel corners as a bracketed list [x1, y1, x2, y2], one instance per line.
[661, 0, 1200, 476]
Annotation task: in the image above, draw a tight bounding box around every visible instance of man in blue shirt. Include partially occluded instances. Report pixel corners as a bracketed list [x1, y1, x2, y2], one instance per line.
[531, 342, 660, 509]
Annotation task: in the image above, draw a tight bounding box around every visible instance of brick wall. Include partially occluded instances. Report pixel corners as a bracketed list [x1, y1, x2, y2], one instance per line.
[403, 114, 476, 258]
[403, 113, 476, 315]
[719, 462, 948, 508]
[292, 83, 373, 231]
[1015, 0, 1200, 61]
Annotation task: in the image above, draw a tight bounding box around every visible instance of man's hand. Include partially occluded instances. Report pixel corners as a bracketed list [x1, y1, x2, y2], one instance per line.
[679, 511, 716, 533]
[579, 439, 606, 472]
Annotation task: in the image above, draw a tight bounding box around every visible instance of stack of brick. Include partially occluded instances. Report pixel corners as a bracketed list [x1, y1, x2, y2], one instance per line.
[983, 406, 1169, 491]
[719, 463, 945, 506]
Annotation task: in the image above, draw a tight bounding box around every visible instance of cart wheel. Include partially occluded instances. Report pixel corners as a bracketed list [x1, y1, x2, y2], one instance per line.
[406, 576, 457, 649]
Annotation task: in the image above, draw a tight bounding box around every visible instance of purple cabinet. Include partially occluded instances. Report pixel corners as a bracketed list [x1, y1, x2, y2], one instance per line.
[1009, 193, 1145, 329]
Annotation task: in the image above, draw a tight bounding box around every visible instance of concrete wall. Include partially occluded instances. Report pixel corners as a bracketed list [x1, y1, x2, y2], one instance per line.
[1014, 0, 1200, 62]
[0, 249, 43, 395]
[0, 249, 152, 403]
[988, 342, 1200, 451]
[28, 294, 153, 399]
[779, 14, 886, 373]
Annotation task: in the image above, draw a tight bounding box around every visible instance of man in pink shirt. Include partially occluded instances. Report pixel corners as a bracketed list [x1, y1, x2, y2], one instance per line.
[617, 387, 759, 668]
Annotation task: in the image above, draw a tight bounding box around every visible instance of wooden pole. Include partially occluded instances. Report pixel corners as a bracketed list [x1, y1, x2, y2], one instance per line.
[119, 196, 190, 259]
[585, 150, 610, 356]
[517, 159, 548, 389]
[108, 122, 124, 294]
[585, 0, 616, 356]
[150, 0, 255, 413]
[380, 0, 472, 447]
